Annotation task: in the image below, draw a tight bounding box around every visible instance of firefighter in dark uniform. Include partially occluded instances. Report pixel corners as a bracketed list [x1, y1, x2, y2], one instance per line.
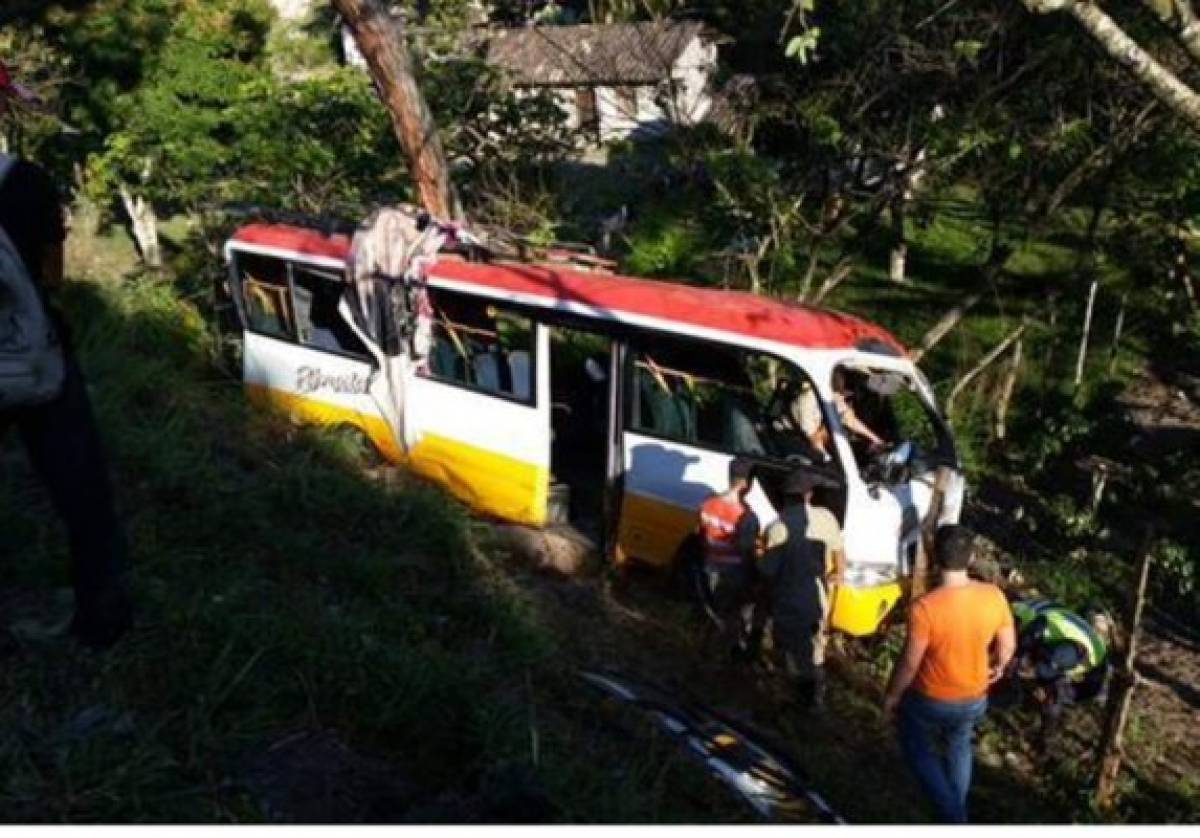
[1012, 598, 1110, 749]
[759, 469, 836, 708]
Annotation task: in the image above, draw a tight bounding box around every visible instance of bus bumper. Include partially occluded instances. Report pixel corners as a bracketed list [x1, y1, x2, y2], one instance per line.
[830, 580, 904, 637]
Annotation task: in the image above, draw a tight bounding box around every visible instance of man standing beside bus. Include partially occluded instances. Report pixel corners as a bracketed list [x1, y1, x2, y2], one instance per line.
[698, 458, 760, 657]
[759, 469, 842, 709]
[882, 525, 1015, 823]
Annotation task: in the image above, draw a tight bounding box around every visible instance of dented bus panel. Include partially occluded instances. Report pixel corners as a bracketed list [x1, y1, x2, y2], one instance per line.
[223, 217, 964, 637]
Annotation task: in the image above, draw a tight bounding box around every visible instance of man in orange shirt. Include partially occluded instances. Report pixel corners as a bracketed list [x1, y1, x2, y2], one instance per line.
[882, 525, 1015, 823]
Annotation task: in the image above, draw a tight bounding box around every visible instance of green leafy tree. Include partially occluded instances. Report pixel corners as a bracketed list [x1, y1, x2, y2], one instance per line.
[83, 0, 274, 266]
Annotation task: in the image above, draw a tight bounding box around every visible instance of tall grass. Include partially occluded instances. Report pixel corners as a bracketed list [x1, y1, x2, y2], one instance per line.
[0, 275, 732, 822]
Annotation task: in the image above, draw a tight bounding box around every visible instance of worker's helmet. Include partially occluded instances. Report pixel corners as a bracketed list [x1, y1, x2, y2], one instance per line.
[1085, 607, 1115, 644]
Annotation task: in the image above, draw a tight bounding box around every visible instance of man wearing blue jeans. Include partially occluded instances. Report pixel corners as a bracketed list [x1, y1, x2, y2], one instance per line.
[882, 526, 1015, 823]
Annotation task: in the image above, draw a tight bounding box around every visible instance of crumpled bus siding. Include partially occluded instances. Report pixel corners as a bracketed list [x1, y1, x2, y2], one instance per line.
[407, 432, 548, 526]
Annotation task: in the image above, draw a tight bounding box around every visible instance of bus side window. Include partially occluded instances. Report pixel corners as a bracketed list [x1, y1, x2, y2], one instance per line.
[292, 265, 369, 358]
[421, 288, 535, 404]
[628, 342, 759, 454]
[239, 254, 295, 341]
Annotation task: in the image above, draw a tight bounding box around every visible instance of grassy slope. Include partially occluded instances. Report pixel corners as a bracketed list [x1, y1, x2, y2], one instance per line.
[0, 248, 745, 821]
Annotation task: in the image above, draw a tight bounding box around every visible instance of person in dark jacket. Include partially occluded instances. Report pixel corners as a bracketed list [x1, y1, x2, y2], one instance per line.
[0, 61, 131, 649]
[759, 469, 836, 707]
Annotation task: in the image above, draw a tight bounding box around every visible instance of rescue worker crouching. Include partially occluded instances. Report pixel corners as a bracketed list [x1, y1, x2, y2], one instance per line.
[1010, 598, 1111, 751]
[759, 468, 845, 709]
[698, 458, 761, 659]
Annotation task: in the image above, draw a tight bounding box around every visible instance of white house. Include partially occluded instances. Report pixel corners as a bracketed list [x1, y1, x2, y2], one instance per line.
[268, 0, 317, 23]
[484, 21, 724, 143]
[343, 19, 726, 145]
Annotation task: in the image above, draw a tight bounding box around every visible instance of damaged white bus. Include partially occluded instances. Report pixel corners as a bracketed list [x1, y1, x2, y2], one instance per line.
[223, 207, 964, 636]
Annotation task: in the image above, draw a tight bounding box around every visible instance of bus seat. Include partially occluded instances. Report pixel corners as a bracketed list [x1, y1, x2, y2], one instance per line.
[723, 397, 765, 455]
[473, 352, 503, 392]
[640, 376, 691, 440]
[508, 350, 532, 400]
[430, 338, 461, 381]
[307, 327, 342, 352]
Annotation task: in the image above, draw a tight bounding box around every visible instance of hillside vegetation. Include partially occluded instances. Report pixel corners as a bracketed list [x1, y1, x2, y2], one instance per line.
[2, 0, 1198, 825]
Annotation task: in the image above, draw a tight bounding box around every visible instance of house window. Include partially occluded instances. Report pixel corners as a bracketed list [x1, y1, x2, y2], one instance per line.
[421, 288, 535, 405]
[616, 86, 638, 116]
[575, 87, 599, 140]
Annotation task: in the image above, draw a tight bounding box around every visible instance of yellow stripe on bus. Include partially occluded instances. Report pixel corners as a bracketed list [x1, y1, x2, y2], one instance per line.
[829, 581, 903, 637]
[616, 491, 697, 568]
[407, 432, 548, 527]
[245, 382, 403, 462]
[245, 383, 547, 526]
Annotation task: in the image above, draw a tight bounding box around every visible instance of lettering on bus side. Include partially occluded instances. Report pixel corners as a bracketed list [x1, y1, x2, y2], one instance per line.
[295, 366, 370, 396]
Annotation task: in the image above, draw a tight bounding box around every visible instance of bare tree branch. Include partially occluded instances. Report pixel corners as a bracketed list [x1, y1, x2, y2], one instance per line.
[911, 292, 983, 363]
[1140, 0, 1200, 66]
[946, 320, 1028, 415]
[1023, 0, 1200, 131]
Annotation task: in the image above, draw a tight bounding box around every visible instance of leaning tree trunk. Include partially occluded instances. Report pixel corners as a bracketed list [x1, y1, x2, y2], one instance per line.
[888, 198, 908, 284]
[1074, 279, 1099, 389]
[1023, 0, 1200, 132]
[118, 184, 161, 269]
[332, 0, 458, 220]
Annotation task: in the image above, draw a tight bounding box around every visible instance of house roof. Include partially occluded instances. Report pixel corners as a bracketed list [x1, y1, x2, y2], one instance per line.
[227, 222, 906, 356]
[484, 20, 712, 87]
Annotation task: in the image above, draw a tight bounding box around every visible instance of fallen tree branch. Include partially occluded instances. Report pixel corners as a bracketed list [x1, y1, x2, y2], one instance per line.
[946, 321, 1028, 416]
[811, 259, 855, 305]
[910, 292, 983, 363]
[1095, 526, 1156, 811]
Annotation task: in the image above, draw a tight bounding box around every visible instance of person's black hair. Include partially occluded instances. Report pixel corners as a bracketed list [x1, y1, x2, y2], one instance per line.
[831, 367, 847, 392]
[934, 524, 974, 571]
[729, 458, 754, 485]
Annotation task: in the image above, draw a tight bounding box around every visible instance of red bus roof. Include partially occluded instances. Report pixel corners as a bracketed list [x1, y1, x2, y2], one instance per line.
[229, 223, 906, 355]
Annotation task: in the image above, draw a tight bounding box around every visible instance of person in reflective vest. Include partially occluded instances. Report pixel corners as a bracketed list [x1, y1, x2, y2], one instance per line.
[1012, 598, 1110, 748]
[698, 457, 760, 657]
